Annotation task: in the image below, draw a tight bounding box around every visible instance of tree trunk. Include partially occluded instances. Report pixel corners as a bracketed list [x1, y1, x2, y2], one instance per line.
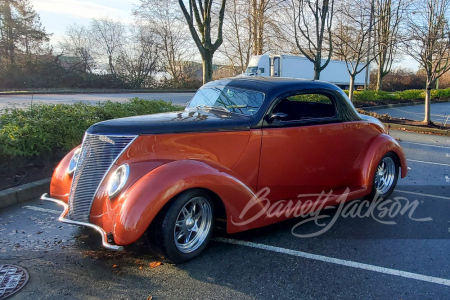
[348, 75, 355, 102]
[4, 0, 15, 65]
[423, 84, 431, 125]
[314, 62, 320, 80]
[376, 67, 383, 91]
[202, 52, 213, 84]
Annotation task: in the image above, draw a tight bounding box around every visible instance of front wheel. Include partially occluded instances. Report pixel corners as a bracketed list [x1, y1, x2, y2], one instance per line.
[367, 152, 399, 200]
[148, 189, 215, 264]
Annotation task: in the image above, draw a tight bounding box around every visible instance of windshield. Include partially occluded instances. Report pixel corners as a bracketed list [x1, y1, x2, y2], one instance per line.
[187, 87, 265, 116]
[245, 67, 258, 74]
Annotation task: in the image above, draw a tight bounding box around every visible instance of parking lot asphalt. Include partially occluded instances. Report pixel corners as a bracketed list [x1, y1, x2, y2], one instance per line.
[368, 101, 450, 124]
[1, 130, 449, 299]
[0, 92, 195, 110]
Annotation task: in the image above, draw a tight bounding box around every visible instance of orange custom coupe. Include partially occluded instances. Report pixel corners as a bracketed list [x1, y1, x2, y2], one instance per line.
[42, 77, 407, 263]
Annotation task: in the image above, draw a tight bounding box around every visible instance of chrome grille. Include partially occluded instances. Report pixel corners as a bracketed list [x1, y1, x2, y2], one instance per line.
[68, 134, 136, 222]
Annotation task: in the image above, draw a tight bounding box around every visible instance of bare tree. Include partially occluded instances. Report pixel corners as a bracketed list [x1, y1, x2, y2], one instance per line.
[403, 0, 450, 124]
[60, 24, 95, 73]
[219, 0, 287, 73]
[373, 0, 405, 90]
[292, 0, 335, 80]
[220, 0, 253, 72]
[116, 26, 159, 89]
[178, 0, 227, 84]
[250, 0, 281, 55]
[333, 0, 378, 101]
[90, 18, 125, 77]
[134, 0, 195, 85]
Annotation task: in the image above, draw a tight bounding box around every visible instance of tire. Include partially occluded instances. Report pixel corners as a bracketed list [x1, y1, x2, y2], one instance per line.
[148, 189, 215, 264]
[366, 152, 399, 200]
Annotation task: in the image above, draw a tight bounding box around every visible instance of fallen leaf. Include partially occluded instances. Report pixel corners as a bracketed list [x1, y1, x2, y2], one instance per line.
[139, 266, 143, 270]
[79, 235, 89, 239]
[36, 231, 43, 234]
[112, 265, 118, 268]
[147, 296, 153, 300]
[135, 259, 142, 265]
[149, 262, 161, 269]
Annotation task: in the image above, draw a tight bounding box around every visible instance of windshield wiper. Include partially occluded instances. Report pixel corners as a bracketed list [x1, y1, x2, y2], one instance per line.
[210, 106, 231, 113]
[194, 105, 231, 114]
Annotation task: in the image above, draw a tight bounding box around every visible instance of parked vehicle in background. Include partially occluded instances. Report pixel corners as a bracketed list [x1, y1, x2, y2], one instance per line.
[244, 55, 368, 89]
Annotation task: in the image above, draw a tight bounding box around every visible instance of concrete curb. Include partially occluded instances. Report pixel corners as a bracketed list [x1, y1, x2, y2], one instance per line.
[383, 122, 450, 136]
[0, 178, 50, 210]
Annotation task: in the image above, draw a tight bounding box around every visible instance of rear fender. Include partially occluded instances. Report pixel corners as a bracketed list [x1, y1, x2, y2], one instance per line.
[360, 133, 407, 188]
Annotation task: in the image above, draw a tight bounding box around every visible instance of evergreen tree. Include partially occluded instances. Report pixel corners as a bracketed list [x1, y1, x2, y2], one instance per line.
[0, 0, 50, 64]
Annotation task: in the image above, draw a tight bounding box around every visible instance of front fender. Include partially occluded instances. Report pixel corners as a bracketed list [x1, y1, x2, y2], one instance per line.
[360, 133, 407, 188]
[50, 146, 80, 202]
[110, 160, 264, 245]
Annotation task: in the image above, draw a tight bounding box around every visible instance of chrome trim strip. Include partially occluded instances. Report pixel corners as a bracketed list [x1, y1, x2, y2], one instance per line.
[88, 135, 138, 216]
[40, 193, 124, 251]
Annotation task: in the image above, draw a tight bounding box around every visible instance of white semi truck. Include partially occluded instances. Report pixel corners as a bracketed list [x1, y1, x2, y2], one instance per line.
[244, 55, 368, 89]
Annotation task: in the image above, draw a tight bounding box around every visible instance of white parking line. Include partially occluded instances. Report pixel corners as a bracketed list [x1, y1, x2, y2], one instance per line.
[25, 204, 450, 286]
[407, 159, 450, 167]
[396, 190, 450, 200]
[213, 237, 450, 287]
[22, 205, 61, 215]
[401, 141, 450, 149]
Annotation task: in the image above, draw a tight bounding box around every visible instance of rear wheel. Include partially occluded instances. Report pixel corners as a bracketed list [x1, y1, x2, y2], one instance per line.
[148, 189, 215, 264]
[367, 152, 399, 200]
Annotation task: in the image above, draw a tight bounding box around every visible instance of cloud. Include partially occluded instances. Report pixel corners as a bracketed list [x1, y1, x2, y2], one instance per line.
[33, 0, 130, 21]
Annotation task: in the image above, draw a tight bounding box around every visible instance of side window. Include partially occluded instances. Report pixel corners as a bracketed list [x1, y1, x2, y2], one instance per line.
[272, 93, 336, 121]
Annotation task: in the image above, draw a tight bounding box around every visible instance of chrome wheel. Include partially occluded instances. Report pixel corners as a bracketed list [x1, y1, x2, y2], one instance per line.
[374, 156, 396, 195]
[174, 197, 212, 253]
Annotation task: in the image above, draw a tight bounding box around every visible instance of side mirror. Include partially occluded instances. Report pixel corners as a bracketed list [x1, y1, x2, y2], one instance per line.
[268, 112, 289, 123]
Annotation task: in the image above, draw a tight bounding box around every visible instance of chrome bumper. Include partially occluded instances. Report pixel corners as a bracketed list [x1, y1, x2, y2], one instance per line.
[40, 193, 124, 251]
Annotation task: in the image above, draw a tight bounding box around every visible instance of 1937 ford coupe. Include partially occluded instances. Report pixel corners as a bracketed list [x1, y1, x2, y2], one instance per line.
[42, 77, 407, 263]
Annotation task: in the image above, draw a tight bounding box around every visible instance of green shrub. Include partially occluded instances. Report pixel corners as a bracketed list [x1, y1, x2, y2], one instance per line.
[343, 90, 396, 102]
[396, 89, 424, 100]
[344, 88, 450, 102]
[431, 88, 450, 100]
[0, 98, 183, 157]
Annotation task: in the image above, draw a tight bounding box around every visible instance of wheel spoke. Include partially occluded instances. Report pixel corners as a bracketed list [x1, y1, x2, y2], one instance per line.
[176, 231, 185, 241]
[173, 196, 213, 253]
[194, 210, 203, 220]
[190, 203, 197, 215]
[374, 156, 396, 195]
[185, 230, 193, 243]
[181, 207, 189, 218]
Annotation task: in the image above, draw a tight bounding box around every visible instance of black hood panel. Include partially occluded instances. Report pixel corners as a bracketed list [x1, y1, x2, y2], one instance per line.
[86, 110, 252, 135]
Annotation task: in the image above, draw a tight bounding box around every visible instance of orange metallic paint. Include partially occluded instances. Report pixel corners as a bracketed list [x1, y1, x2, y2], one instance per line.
[50, 120, 407, 246]
[116, 131, 251, 168]
[49, 146, 80, 202]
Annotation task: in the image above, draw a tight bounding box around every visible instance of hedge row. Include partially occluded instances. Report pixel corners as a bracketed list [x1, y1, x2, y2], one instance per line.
[344, 88, 450, 103]
[0, 98, 184, 158]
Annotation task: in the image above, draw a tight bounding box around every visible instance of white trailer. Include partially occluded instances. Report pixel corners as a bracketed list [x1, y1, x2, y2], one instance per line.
[244, 55, 368, 89]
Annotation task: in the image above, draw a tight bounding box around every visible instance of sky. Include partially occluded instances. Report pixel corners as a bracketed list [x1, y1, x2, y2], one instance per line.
[33, 0, 419, 71]
[34, 0, 140, 43]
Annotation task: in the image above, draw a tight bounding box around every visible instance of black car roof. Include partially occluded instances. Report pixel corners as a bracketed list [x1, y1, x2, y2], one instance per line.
[201, 76, 361, 124]
[202, 76, 343, 95]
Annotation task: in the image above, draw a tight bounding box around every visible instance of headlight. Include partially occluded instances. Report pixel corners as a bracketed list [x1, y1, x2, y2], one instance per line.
[107, 164, 130, 199]
[68, 148, 81, 175]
